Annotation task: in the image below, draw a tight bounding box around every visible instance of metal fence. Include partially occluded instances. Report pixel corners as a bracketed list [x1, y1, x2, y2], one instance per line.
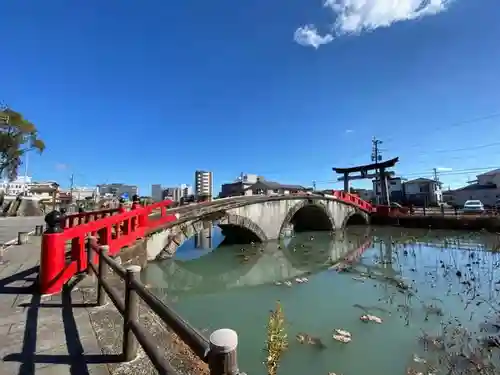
[86, 237, 241, 375]
[394, 206, 499, 218]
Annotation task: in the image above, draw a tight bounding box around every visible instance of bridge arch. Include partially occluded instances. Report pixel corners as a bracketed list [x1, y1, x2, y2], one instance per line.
[342, 211, 369, 227]
[279, 200, 336, 235]
[154, 213, 268, 259]
[217, 213, 268, 244]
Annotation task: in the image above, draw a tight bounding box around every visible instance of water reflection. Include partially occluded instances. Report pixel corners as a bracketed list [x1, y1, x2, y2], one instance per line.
[143, 226, 500, 375]
[143, 227, 372, 295]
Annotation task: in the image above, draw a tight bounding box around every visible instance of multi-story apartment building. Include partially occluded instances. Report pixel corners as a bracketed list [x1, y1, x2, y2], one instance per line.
[194, 170, 213, 198]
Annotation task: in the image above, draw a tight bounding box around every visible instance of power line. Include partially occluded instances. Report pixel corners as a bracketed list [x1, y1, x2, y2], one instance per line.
[313, 166, 500, 185]
[430, 141, 500, 154]
[381, 111, 500, 146]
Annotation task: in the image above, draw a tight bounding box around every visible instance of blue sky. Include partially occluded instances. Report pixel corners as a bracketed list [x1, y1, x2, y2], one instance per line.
[2, 0, 500, 195]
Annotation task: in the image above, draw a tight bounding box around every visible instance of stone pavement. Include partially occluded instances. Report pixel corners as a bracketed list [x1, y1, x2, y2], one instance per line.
[0, 217, 45, 245]
[0, 233, 112, 375]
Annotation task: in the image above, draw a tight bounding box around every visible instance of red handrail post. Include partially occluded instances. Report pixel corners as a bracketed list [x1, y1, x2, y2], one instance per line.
[119, 200, 126, 214]
[40, 211, 67, 295]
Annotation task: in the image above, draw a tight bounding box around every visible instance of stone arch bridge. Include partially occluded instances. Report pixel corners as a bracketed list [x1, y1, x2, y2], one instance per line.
[146, 195, 370, 260]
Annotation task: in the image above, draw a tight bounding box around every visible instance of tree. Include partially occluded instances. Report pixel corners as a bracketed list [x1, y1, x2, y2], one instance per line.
[0, 105, 45, 180]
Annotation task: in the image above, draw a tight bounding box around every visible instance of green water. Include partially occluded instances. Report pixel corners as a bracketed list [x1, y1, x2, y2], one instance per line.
[143, 226, 500, 375]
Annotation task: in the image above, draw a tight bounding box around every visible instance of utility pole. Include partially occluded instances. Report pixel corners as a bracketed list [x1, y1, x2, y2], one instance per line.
[372, 137, 387, 204]
[433, 168, 439, 182]
[312, 180, 316, 191]
[69, 173, 74, 204]
[371, 137, 383, 163]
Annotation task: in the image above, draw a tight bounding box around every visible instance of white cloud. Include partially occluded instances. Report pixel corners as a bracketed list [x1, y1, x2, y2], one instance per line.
[55, 163, 68, 171]
[345, 129, 354, 133]
[436, 167, 452, 172]
[293, 25, 333, 49]
[295, 0, 453, 48]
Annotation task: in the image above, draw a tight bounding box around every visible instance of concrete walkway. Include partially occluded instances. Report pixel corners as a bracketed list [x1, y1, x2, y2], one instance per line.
[0, 233, 111, 375]
[0, 217, 45, 246]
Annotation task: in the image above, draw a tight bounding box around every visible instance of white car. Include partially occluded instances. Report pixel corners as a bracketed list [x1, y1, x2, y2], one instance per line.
[463, 200, 484, 214]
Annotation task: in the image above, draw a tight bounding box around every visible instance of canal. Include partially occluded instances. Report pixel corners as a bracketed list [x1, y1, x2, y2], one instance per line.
[143, 226, 500, 375]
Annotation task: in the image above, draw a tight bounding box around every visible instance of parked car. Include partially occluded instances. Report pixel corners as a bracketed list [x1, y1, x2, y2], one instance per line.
[463, 200, 485, 214]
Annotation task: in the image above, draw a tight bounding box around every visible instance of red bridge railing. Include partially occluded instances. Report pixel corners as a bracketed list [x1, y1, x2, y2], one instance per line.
[40, 199, 177, 295]
[61, 207, 121, 228]
[332, 190, 373, 213]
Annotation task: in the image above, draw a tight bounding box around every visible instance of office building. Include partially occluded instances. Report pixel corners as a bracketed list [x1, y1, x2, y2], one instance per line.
[97, 183, 139, 199]
[194, 170, 213, 198]
[163, 187, 184, 202]
[151, 184, 163, 202]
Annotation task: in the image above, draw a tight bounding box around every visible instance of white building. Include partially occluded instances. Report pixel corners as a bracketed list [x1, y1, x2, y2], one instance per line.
[0, 177, 62, 200]
[477, 169, 500, 187]
[180, 184, 193, 198]
[71, 186, 96, 201]
[445, 169, 500, 207]
[194, 170, 213, 198]
[404, 178, 442, 205]
[372, 176, 404, 203]
[163, 187, 183, 202]
[0, 176, 32, 197]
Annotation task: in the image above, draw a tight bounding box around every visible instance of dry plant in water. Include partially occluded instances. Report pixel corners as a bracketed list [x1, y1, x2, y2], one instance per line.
[265, 301, 288, 375]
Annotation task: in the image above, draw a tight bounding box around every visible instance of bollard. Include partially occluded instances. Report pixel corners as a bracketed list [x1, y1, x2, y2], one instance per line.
[86, 236, 97, 275]
[123, 265, 141, 361]
[40, 210, 66, 294]
[17, 231, 29, 245]
[35, 225, 44, 236]
[208, 329, 240, 375]
[97, 245, 109, 306]
[118, 198, 126, 214]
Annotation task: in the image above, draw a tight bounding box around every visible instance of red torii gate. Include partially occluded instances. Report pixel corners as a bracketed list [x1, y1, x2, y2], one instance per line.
[332, 157, 399, 205]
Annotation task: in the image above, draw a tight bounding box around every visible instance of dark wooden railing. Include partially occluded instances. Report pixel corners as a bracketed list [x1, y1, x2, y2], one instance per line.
[86, 237, 242, 375]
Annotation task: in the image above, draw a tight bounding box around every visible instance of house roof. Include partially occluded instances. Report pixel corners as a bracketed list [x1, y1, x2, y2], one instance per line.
[477, 168, 500, 177]
[452, 183, 498, 191]
[245, 180, 306, 191]
[405, 178, 439, 184]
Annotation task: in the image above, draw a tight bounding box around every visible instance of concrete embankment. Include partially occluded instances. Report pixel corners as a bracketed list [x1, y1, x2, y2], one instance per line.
[371, 214, 500, 232]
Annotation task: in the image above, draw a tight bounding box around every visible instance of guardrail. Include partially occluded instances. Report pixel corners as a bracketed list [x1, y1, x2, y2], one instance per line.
[61, 207, 121, 228]
[86, 238, 241, 375]
[374, 205, 500, 218]
[40, 199, 177, 295]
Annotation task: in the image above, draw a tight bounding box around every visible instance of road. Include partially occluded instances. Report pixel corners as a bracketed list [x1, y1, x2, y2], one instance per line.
[0, 217, 45, 245]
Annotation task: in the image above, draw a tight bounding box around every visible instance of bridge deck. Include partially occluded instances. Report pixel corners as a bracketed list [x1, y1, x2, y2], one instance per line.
[0, 233, 109, 375]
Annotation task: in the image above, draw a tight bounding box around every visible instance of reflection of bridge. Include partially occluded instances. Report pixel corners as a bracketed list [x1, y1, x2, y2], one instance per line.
[143, 230, 373, 295]
[146, 194, 371, 260]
